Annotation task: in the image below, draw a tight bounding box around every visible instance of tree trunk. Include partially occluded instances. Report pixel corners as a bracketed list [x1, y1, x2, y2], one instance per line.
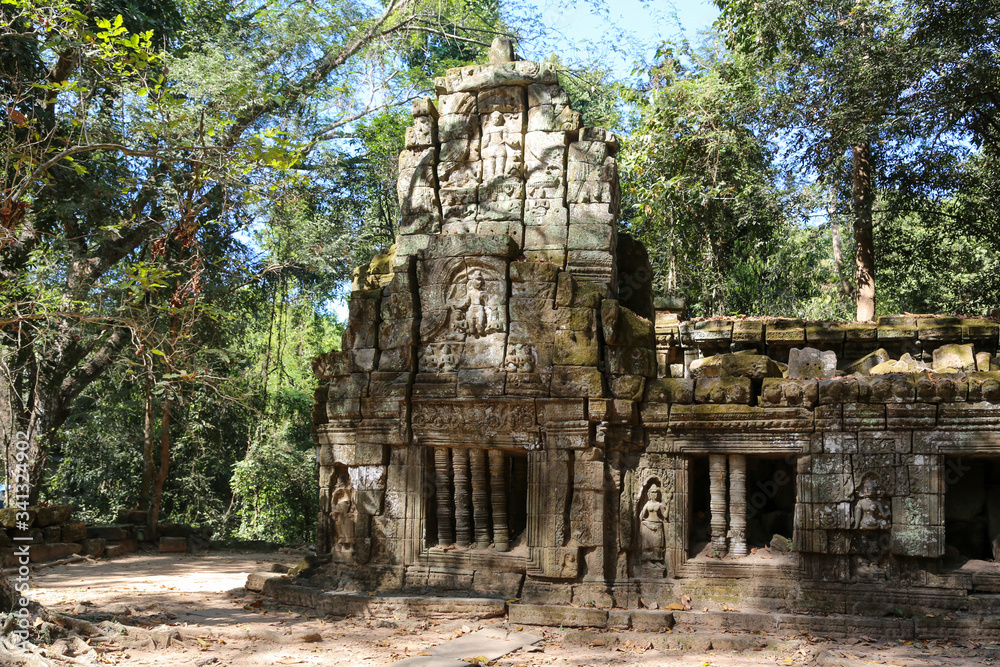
[147, 393, 173, 540]
[828, 188, 853, 297]
[852, 143, 876, 321]
[139, 377, 155, 512]
[4, 394, 53, 508]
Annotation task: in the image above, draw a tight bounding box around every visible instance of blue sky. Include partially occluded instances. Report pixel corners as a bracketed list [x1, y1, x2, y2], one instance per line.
[521, 0, 721, 75]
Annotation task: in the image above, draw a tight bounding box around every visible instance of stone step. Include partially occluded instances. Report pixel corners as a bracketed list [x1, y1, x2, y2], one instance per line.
[392, 628, 541, 667]
[246, 572, 507, 620]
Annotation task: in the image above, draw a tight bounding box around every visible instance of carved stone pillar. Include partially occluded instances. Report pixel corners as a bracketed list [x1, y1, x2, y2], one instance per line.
[489, 449, 509, 552]
[729, 454, 747, 557]
[470, 448, 491, 548]
[453, 448, 471, 547]
[434, 447, 453, 547]
[709, 454, 728, 557]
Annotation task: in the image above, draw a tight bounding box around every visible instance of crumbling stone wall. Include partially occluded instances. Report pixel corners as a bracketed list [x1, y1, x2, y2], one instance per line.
[311, 41, 1000, 615]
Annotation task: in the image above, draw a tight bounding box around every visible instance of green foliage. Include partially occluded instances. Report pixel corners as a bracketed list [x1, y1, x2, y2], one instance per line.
[621, 41, 802, 316]
[230, 442, 318, 543]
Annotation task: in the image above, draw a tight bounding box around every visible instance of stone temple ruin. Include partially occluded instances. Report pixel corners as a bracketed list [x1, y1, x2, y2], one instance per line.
[309, 40, 1000, 628]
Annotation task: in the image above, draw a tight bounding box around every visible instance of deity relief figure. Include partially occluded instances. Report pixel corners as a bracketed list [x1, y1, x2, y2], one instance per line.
[853, 472, 891, 531]
[639, 484, 670, 572]
[481, 111, 521, 180]
[449, 269, 502, 340]
[331, 475, 356, 561]
[851, 472, 892, 580]
[504, 343, 535, 372]
[465, 270, 488, 337]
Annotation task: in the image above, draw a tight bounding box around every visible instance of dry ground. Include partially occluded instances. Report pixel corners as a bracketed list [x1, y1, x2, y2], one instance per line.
[19, 551, 1000, 666]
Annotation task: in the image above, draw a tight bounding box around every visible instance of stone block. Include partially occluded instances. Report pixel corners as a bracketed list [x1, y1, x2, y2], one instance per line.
[34, 504, 72, 527]
[478, 85, 525, 113]
[694, 377, 752, 404]
[606, 347, 656, 377]
[567, 158, 616, 183]
[510, 259, 561, 284]
[787, 347, 838, 379]
[645, 378, 695, 404]
[524, 223, 568, 249]
[933, 343, 976, 372]
[524, 200, 569, 227]
[509, 604, 607, 627]
[398, 147, 436, 171]
[439, 137, 480, 162]
[525, 248, 567, 266]
[527, 104, 581, 132]
[509, 297, 558, 323]
[967, 372, 1000, 402]
[963, 317, 998, 341]
[567, 221, 614, 250]
[818, 377, 859, 404]
[61, 521, 86, 543]
[413, 372, 457, 397]
[568, 140, 609, 164]
[87, 525, 129, 541]
[506, 372, 551, 396]
[438, 91, 477, 115]
[437, 160, 481, 188]
[512, 279, 557, 300]
[457, 369, 506, 396]
[404, 115, 437, 148]
[378, 346, 416, 372]
[437, 112, 478, 142]
[525, 131, 567, 168]
[426, 233, 518, 258]
[876, 315, 917, 340]
[527, 83, 569, 107]
[554, 329, 599, 366]
[569, 204, 615, 228]
[398, 165, 436, 193]
[609, 375, 644, 400]
[686, 320, 733, 345]
[394, 233, 432, 258]
[731, 319, 763, 344]
[917, 316, 962, 342]
[551, 366, 604, 397]
[104, 541, 137, 558]
[411, 97, 438, 118]
[630, 610, 675, 632]
[159, 536, 187, 553]
[690, 353, 782, 379]
[567, 179, 616, 205]
[865, 373, 916, 402]
[80, 538, 106, 557]
[914, 374, 967, 402]
[601, 300, 653, 347]
[760, 378, 818, 408]
[765, 319, 805, 344]
[555, 273, 604, 309]
[29, 542, 81, 563]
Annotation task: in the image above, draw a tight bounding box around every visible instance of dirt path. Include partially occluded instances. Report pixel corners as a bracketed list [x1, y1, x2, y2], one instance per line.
[25, 551, 1000, 666]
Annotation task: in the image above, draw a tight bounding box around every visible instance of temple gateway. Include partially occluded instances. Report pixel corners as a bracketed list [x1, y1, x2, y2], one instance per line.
[309, 40, 1000, 622]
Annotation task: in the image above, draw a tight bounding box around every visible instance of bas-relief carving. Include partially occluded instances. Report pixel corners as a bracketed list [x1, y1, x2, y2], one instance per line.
[330, 466, 357, 562]
[412, 400, 536, 432]
[638, 482, 670, 576]
[419, 260, 508, 372]
[504, 342, 536, 372]
[851, 471, 892, 581]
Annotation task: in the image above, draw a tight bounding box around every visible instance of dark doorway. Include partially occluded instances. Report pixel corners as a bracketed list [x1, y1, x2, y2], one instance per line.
[745, 456, 796, 549]
[945, 457, 1000, 561]
[688, 456, 711, 556]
